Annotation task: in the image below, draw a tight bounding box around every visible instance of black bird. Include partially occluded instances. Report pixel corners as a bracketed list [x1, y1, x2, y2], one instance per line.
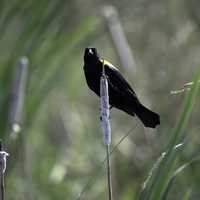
[83, 47, 160, 128]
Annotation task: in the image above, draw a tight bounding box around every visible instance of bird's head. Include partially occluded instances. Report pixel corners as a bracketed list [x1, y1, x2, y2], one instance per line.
[84, 47, 99, 64]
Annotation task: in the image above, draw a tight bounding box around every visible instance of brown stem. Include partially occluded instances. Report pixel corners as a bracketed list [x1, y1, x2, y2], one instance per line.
[106, 145, 113, 200]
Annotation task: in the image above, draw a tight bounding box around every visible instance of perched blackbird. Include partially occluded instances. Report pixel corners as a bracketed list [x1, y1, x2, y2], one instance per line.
[83, 47, 160, 128]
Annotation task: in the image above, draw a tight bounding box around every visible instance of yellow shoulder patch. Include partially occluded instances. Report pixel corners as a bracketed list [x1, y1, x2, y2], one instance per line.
[100, 59, 118, 70]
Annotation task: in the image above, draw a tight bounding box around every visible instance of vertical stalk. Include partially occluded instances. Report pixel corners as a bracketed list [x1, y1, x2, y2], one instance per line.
[100, 60, 113, 200]
[102, 5, 136, 74]
[0, 143, 4, 200]
[9, 57, 29, 139]
[0, 141, 8, 200]
[106, 145, 112, 200]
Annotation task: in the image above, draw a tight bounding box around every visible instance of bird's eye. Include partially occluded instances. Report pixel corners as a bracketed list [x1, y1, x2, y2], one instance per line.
[89, 49, 93, 54]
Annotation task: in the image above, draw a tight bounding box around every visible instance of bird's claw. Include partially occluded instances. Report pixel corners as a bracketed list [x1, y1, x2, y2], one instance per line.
[100, 115, 111, 121]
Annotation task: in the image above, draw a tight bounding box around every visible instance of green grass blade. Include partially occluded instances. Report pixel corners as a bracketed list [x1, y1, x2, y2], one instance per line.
[139, 144, 183, 200]
[140, 69, 200, 200]
[183, 189, 191, 200]
[162, 154, 200, 199]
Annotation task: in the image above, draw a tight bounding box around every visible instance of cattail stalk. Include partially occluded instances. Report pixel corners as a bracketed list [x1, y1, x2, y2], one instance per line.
[102, 5, 136, 74]
[0, 141, 9, 200]
[100, 60, 113, 200]
[9, 57, 29, 139]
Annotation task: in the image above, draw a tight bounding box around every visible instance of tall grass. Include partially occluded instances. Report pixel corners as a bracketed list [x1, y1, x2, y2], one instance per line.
[140, 69, 200, 200]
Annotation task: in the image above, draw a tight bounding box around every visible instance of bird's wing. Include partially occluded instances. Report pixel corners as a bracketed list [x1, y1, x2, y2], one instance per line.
[101, 59, 138, 98]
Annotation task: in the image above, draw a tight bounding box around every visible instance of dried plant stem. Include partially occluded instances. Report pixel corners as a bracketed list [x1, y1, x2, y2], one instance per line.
[9, 57, 29, 139]
[100, 60, 113, 200]
[0, 170, 5, 200]
[102, 5, 136, 73]
[0, 142, 5, 200]
[75, 125, 136, 200]
[106, 145, 112, 200]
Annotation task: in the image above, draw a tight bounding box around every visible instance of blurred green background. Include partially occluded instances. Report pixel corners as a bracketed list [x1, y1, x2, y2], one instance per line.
[1, 0, 200, 199]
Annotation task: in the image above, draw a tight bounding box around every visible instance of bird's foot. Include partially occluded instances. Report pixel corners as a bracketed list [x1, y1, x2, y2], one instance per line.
[100, 115, 111, 121]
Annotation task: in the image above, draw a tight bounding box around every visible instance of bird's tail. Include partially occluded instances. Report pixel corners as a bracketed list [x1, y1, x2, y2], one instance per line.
[135, 104, 160, 128]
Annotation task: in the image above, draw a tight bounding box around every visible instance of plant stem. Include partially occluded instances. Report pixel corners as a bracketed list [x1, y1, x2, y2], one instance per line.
[0, 170, 5, 200]
[106, 145, 112, 200]
[0, 141, 5, 200]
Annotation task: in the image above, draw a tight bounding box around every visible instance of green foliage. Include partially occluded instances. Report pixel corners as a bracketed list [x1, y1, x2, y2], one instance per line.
[140, 70, 200, 200]
[1, 0, 200, 199]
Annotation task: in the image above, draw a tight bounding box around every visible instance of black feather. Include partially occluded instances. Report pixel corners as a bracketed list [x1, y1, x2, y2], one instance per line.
[83, 47, 160, 128]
